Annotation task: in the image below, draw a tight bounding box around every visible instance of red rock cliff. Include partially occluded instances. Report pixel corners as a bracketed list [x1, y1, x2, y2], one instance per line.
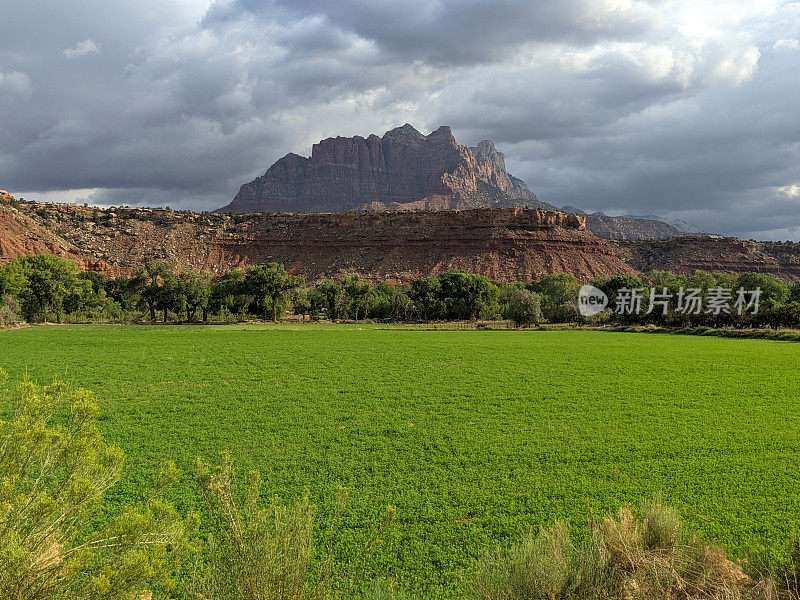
[221, 125, 545, 213]
[4, 200, 633, 282]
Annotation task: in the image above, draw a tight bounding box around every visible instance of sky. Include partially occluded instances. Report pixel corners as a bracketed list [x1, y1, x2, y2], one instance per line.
[1, 0, 799, 240]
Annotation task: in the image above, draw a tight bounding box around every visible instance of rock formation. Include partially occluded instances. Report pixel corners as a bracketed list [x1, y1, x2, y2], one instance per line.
[0, 192, 118, 275]
[584, 214, 690, 240]
[559, 207, 709, 241]
[4, 194, 800, 282]
[3, 197, 631, 282]
[220, 125, 552, 213]
[613, 236, 800, 280]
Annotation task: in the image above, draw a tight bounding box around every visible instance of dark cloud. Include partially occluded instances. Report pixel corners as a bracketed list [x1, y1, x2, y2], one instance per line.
[1, 0, 799, 238]
[206, 0, 662, 65]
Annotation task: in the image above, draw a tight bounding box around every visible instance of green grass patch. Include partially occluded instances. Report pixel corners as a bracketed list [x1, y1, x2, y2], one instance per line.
[1, 325, 799, 598]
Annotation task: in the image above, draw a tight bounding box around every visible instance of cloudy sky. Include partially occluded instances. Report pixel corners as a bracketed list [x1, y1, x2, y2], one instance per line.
[1, 0, 799, 239]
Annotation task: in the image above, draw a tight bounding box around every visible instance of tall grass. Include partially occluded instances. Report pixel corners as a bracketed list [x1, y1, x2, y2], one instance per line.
[188, 452, 397, 600]
[473, 501, 782, 600]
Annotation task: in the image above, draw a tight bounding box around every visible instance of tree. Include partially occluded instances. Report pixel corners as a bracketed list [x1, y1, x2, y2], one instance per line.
[63, 274, 107, 320]
[367, 282, 411, 321]
[14, 255, 80, 323]
[504, 288, 543, 328]
[310, 280, 346, 320]
[245, 263, 303, 322]
[530, 273, 581, 323]
[136, 260, 172, 322]
[180, 268, 212, 322]
[0, 260, 27, 299]
[409, 277, 442, 320]
[105, 276, 141, 313]
[790, 282, 800, 304]
[684, 270, 717, 293]
[735, 272, 790, 310]
[290, 285, 312, 321]
[0, 368, 189, 600]
[342, 275, 371, 320]
[438, 272, 498, 320]
[158, 272, 186, 323]
[210, 268, 250, 320]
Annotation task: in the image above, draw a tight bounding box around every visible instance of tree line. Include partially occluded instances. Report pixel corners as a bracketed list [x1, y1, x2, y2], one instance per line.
[2, 254, 800, 329]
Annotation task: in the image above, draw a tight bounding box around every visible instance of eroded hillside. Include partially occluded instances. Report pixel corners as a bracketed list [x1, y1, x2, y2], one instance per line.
[2, 196, 632, 281]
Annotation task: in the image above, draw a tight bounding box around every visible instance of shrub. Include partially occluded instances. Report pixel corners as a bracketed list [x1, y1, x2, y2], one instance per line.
[0, 368, 189, 600]
[0, 294, 21, 328]
[191, 453, 318, 600]
[504, 288, 543, 328]
[473, 521, 582, 600]
[190, 454, 397, 600]
[473, 501, 766, 600]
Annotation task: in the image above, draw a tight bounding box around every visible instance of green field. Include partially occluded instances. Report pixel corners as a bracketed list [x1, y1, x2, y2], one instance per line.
[1, 325, 799, 598]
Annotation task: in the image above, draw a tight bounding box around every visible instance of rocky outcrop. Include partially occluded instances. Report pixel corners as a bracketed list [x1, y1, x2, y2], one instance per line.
[0, 194, 119, 275]
[4, 199, 632, 282]
[613, 236, 800, 281]
[221, 125, 551, 213]
[585, 214, 688, 240]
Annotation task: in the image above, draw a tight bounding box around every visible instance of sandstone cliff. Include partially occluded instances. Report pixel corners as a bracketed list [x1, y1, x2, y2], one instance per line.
[220, 125, 550, 214]
[613, 237, 800, 281]
[6, 194, 800, 283]
[0, 192, 118, 275]
[3, 198, 631, 282]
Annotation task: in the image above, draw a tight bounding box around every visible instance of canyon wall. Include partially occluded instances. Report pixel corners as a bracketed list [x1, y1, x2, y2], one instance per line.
[614, 236, 800, 281]
[2, 199, 632, 282]
[6, 193, 800, 283]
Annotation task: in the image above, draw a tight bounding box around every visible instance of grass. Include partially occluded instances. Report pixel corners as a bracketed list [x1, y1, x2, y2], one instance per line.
[1, 325, 800, 598]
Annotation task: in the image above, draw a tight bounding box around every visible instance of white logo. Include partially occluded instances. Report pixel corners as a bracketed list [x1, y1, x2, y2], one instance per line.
[578, 285, 609, 317]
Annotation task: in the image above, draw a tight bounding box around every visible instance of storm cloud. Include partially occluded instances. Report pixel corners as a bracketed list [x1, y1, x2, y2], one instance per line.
[1, 0, 798, 239]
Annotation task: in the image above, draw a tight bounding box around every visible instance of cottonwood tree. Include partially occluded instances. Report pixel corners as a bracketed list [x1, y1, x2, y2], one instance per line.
[11, 255, 80, 323]
[136, 260, 172, 322]
[438, 271, 498, 320]
[310, 280, 346, 320]
[409, 277, 442, 321]
[246, 263, 303, 322]
[180, 268, 212, 322]
[210, 268, 250, 320]
[529, 273, 581, 323]
[342, 274, 371, 320]
[505, 288, 543, 328]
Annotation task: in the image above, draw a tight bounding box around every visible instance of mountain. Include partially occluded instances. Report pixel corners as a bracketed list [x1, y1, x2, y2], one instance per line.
[559, 207, 708, 241]
[220, 125, 555, 213]
[620, 215, 708, 235]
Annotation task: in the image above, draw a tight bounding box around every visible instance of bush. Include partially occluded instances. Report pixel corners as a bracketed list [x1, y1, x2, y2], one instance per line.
[191, 454, 397, 600]
[473, 521, 582, 600]
[0, 368, 189, 600]
[0, 294, 21, 327]
[473, 501, 765, 600]
[504, 288, 543, 328]
[191, 453, 318, 600]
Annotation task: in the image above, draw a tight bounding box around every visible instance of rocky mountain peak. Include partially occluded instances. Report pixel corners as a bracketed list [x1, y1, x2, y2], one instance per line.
[382, 123, 424, 141]
[220, 125, 544, 213]
[471, 140, 506, 172]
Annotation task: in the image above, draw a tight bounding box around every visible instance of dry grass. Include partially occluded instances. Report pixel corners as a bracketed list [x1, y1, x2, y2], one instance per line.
[473, 501, 790, 600]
